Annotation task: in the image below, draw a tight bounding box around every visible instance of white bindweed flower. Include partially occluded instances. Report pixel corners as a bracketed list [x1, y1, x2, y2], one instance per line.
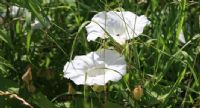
[63, 49, 126, 85]
[86, 11, 150, 45]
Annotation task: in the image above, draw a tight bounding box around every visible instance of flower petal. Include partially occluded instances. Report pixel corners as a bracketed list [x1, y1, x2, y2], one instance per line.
[105, 69, 123, 83]
[179, 30, 186, 43]
[86, 74, 106, 85]
[96, 49, 125, 65]
[86, 22, 105, 41]
[9, 6, 20, 17]
[86, 12, 108, 41]
[111, 35, 126, 45]
[134, 15, 151, 37]
[70, 75, 85, 85]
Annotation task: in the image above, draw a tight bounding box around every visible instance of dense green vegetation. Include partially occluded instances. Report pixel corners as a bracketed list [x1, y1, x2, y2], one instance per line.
[0, 0, 200, 107]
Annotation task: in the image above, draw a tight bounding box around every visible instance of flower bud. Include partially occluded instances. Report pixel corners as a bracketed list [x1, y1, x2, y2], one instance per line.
[132, 85, 143, 100]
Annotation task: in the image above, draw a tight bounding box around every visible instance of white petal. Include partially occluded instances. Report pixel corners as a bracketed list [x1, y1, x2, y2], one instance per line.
[87, 31, 105, 41]
[86, 22, 105, 41]
[63, 62, 85, 77]
[70, 76, 85, 85]
[64, 69, 84, 79]
[103, 11, 125, 35]
[86, 75, 106, 85]
[111, 35, 126, 45]
[9, 6, 29, 18]
[91, 11, 107, 24]
[63, 55, 92, 78]
[96, 49, 119, 61]
[96, 49, 125, 65]
[64, 59, 86, 71]
[9, 6, 20, 17]
[123, 11, 138, 38]
[134, 15, 151, 37]
[105, 70, 123, 82]
[31, 20, 42, 30]
[86, 12, 107, 41]
[86, 51, 104, 65]
[96, 49, 126, 79]
[74, 55, 94, 67]
[106, 65, 126, 75]
[63, 61, 86, 85]
[179, 30, 186, 43]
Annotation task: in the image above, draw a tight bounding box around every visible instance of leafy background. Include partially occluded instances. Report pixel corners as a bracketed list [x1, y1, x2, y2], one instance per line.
[0, 0, 200, 108]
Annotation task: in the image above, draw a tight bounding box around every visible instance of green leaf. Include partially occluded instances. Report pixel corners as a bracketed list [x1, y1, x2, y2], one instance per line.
[26, 31, 32, 52]
[31, 92, 58, 108]
[108, 101, 123, 108]
[0, 29, 13, 48]
[0, 77, 19, 93]
[0, 56, 16, 73]
[26, 0, 50, 28]
[61, 0, 76, 6]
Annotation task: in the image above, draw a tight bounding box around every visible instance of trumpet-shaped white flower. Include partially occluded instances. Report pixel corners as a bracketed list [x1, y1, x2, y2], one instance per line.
[86, 11, 150, 45]
[63, 49, 126, 85]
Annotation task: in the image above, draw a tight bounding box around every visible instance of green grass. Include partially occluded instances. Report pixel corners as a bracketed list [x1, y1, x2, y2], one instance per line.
[0, 0, 200, 108]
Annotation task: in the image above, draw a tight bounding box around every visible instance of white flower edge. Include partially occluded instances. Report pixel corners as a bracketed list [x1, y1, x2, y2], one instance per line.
[9, 6, 22, 17]
[31, 16, 51, 30]
[1, 5, 32, 23]
[179, 30, 186, 43]
[86, 11, 150, 45]
[161, 29, 186, 43]
[31, 19, 42, 30]
[63, 49, 127, 85]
